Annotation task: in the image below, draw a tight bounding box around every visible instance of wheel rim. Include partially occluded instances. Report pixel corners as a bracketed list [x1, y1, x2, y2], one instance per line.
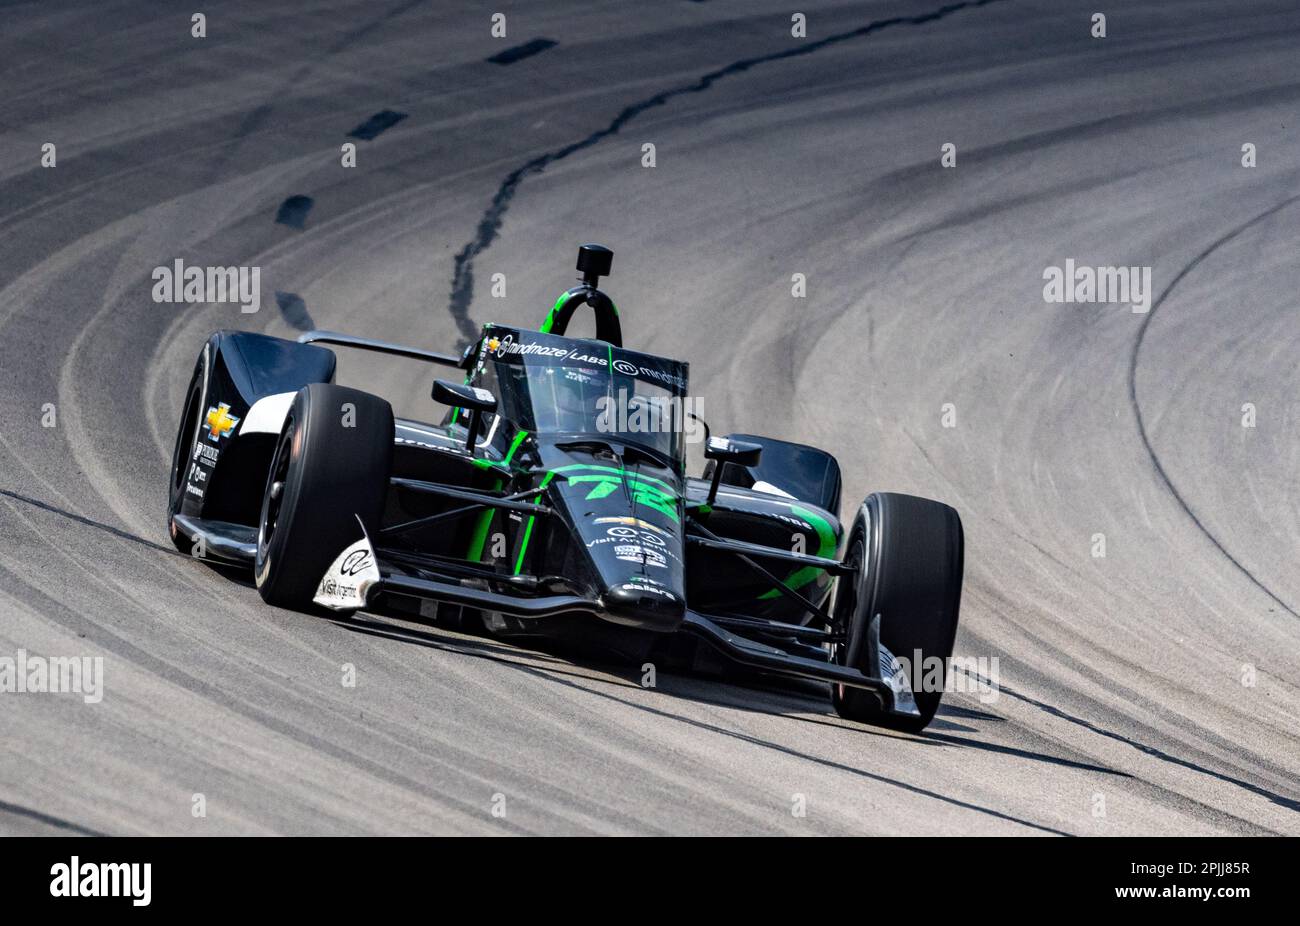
[256, 417, 295, 573]
[831, 534, 867, 699]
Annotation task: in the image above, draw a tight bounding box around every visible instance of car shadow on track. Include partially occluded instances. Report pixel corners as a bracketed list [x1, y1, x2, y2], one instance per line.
[0, 485, 1128, 803]
[332, 609, 1084, 835]
[333, 607, 1128, 782]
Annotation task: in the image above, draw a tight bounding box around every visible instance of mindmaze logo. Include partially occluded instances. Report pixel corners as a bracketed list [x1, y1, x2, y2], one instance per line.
[486, 333, 688, 391]
[0, 650, 102, 704]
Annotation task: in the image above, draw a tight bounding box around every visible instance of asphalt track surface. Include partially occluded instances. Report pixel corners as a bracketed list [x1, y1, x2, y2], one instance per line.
[1, 0, 1298, 835]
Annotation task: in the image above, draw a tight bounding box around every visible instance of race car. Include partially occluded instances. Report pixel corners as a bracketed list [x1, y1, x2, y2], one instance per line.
[167, 245, 964, 731]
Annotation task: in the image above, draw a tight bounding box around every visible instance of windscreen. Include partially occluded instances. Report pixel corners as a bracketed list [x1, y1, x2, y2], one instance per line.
[475, 328, 690, 465]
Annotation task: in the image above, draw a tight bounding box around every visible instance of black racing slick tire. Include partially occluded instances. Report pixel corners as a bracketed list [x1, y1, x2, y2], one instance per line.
[830, 492, 964, 732]
[167, 351, 208, 554]
[254, 383, 393, 612]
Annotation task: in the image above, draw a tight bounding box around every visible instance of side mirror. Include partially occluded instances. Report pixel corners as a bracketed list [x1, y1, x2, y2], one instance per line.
[433, 379, 497, 450]
[704, 437, 762, 507]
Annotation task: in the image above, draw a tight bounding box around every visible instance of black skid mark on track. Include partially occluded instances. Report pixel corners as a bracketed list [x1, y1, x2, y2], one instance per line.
[275, 291, 316, 331]
[275, 195, 314, 229]
[487, 38, 557, 65]
[444, 0, 1008, 346]
[210, 0, 427, 180]
[0, 567, 529, 835]
[0, 488, 175, 555]
[1127, 193, 1300, 622]
[347, 109, 408, 141]
[958, 669, 1300, 816]
[0, 797, 106, 836]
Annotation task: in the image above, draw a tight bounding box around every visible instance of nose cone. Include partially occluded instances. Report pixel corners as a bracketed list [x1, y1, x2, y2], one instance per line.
[603, 580, 686, 630]
[541, 448, 688, 632]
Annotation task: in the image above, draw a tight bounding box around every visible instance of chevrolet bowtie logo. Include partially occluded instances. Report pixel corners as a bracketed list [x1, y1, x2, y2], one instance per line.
[204, 403, 240, 442]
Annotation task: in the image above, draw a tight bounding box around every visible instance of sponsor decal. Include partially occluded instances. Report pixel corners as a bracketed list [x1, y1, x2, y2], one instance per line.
[593, 516, 670, 536]
[318, 578, 358, 600]
[395, 435, 454, 451]
[184, 456, 208, 499]
[605, 525, 666, 545]
[619, 582, 676, 601]
[185, 442, 218, 499]
[340, 548, 373, 576]
[621, 361, 687, 391]
[587, 525, 680, 565]
[614, 543, 667, 568]
[313, 524, 380, 611]
[484, 330, 687, 390]
[770, 511, 812, 531]
[203, 403, 240, 442]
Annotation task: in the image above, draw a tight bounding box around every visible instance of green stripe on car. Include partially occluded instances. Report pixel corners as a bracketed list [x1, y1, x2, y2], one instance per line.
[759, 504, 837, 599]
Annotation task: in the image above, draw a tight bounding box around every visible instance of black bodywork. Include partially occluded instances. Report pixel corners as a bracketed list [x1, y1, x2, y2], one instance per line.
[169, 247, 919, 720]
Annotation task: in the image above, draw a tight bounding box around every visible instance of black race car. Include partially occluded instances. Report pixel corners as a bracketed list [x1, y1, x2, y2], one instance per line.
[168, 245, 963, 731]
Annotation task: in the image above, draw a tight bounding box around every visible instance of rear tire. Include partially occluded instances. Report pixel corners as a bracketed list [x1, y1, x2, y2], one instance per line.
[830, 492, 963, 732]
[254, 383, 393, 612]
